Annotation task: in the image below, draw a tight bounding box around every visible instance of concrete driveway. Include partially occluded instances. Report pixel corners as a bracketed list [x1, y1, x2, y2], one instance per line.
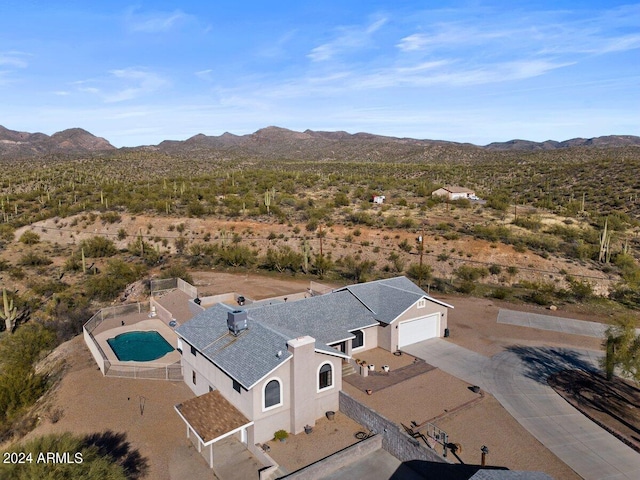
[404, 339, 640, 480]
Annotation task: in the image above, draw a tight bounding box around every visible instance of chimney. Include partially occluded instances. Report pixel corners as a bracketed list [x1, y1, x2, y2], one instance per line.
[287, 336, 316, 434]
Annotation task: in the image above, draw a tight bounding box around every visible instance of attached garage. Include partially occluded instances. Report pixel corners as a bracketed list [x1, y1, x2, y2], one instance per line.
[398, 313, 440, 348]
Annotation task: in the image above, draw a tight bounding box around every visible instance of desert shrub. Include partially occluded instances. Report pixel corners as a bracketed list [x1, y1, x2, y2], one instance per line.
[261, 246, 303, 273]
[384, 215, 398, 228]
[348, 212, 375, 226]
[472, 225, 511, 242]
[489, 264, 502, 275]
[512, 216, 542, 231]
[159, 263, 194, 284]
[387, 252, 405, 273]
[566, 277, 593, 301]
[522, 234, 558, 253]
[457, 280, 476, 294]
[485, 193, 510, 211]
[450, 198, 471, 208]
[19, 231, 40, 245]
[0, 224, 15, 242]
[406, 264, 432, 283]
[455, 265, 489, 281]
[0, 323, 55, 422]
[339, 255, 375, 283]
[490, 287, 509, 299]
[28, 279, 69, 297]
[0, 432, 135, 480]
[217, 245, 257, 267]
[100, 211, 121, 224]
[398, 239, 412, 253]
[80, 236, 117, 257]
[399, 217, 415, 229]
[544, 224, 581, 241]
[312, 253, 333, 279]
[85, 259, 146, 301]
[187, 201, 206, 217]
[334, 192, 349, 207]
[18, 252, 52, 267]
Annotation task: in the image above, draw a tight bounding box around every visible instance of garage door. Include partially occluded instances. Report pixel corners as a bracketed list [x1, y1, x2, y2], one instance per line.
[398, 313, 440, 348]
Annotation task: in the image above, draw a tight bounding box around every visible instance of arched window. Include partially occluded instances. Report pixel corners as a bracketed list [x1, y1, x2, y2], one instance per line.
[318, 363, 333, 391]
[264, 379, 282, 410]
[352, 330, 364, 349]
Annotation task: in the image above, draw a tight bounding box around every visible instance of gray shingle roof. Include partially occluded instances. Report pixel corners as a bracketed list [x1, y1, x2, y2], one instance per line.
[337, 276, 452, 323]
[175, 304, 292, 390]
[246, 290, 379, 344]
[176, 276, 450, 390]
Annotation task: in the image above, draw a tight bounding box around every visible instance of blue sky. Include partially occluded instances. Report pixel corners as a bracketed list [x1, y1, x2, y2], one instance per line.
[1, 1, 639, 147]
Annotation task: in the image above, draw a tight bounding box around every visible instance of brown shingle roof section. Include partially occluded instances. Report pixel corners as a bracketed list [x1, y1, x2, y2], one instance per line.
[176, 390, 251, 444]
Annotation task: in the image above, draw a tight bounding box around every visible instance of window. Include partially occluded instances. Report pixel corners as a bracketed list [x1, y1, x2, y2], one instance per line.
[192, 371, 197, 385]
[417, 299, 426, 309]
[209, 385, 214, 392]
[264, 379, 281, 410]
[233, 379, 242, 394]
[190, 345, 197, 356]
[318, 363, 333, 390]
[351, 330, 364, 349]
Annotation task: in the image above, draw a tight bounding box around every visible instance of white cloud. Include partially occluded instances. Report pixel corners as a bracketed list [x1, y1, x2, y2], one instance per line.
[308, 16, 388, 62]
[126, 8, 193, 33]
[73, 68, 168, 103]
[396, 33, 430, 52]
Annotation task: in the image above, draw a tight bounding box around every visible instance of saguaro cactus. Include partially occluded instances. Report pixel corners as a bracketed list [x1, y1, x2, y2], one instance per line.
[0, 288, 18, 334]
[264, 190, 271, 215]
[598, 218, 611, 263]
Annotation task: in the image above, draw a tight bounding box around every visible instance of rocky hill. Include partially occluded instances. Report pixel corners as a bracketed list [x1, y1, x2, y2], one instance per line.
[1, 124, 639, 161]
[0, 126, 115, 157]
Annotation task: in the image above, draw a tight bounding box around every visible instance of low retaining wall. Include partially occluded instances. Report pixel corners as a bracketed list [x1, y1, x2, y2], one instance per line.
[339, 391, 447, 464]
[281, 435, 382, 480]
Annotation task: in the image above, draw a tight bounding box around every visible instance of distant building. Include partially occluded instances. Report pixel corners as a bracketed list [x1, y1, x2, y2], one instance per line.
[372, 195, 386, 204]
[432, 186, 477, 201]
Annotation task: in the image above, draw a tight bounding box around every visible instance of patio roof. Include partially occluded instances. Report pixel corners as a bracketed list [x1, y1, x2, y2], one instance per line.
[175, 390, 253, 446]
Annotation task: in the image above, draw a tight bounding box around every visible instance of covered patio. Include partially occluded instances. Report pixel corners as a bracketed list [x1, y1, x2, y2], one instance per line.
[174, 390, 256, 470]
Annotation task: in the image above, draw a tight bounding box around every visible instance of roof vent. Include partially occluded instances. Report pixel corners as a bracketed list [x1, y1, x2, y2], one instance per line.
[276, 350, 283, 358]
[227, 310, 248, 336]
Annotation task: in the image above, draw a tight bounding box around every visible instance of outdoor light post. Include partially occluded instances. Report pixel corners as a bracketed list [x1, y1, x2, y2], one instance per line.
[481, 445, 489, 466]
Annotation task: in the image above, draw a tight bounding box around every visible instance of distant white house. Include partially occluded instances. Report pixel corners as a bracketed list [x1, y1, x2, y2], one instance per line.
[372, 195, 386, 204]
[432, 186, 477, 201]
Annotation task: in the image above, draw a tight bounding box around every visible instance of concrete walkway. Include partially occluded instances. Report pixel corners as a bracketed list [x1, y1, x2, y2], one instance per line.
[404, 339, 640, 480]
[211, 437, 264, 480]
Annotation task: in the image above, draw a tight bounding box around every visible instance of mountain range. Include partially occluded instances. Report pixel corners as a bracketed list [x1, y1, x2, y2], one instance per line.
[1, 125, 639, 160]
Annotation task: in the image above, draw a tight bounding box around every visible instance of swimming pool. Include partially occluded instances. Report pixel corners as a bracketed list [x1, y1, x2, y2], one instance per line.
[107, 331, 174, 362]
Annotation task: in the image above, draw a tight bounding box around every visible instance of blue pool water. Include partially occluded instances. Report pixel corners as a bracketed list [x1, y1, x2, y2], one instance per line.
[107, 331, 174, 362]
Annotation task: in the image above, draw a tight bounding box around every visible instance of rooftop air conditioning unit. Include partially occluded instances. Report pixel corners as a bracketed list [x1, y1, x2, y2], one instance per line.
[227, 310, 248, 336]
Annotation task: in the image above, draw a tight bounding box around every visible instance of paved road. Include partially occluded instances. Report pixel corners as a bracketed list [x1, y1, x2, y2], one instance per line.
[404, 339, 640, 480]
[497, 309, 609, 337]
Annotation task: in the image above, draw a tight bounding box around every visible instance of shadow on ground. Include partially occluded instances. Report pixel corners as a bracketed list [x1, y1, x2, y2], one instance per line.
[83, 430, 149, 480]
[506, 346, 598, 384]
[392, 460, 508, 480]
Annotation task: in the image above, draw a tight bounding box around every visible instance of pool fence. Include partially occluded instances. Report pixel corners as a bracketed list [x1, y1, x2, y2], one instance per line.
[83, 301, 183, 381]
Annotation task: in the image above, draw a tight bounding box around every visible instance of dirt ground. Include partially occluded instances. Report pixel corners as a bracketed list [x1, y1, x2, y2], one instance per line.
[264, 412, 364, 474]
[549, 369, 640, 453]
[4, 271, 615, 480]
[16, 337, 216, 480]
[10, 211, 614, 296]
